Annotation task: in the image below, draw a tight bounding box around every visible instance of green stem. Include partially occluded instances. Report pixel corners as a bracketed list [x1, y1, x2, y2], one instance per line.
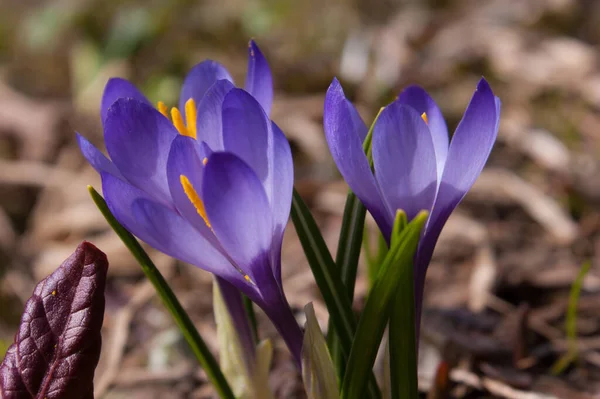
[243, 294, 259, 344]
[89, 186, 235, 399]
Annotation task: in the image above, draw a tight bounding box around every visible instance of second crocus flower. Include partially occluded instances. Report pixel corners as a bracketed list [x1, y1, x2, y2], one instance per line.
[324, 77, 501, 335]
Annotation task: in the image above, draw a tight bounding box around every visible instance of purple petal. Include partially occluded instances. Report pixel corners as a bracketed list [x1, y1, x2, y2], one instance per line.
[100, 78, 151, 125]
[131, 197, 249, 288]
[346, 96, 369, 142]
[101, 171, 162, 249]
[270, 122, 293, 284]
[202, 152, 273, 282]
[104, 98, 178, 204]
[433, 78, 499, 222]
[414, 78, 500, 329]
[166, 135, 221, 248]
[76, 133, 124, 179]
[245, 40, 273, 115]
[397, 86, 449, 179]
[196, 79, 235, 150]
[372, 102, 438, 222]
[323, 78, 392, 237]
[259, 283, 304, 367]
[179, 61, 233, 114]
[221, 89, 274, 201]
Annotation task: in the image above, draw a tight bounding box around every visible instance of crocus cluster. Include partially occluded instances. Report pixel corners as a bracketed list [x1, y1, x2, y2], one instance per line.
[77, 41, 303, 365]
[78, 37, 501, 375]
[324, 78, 501, 332]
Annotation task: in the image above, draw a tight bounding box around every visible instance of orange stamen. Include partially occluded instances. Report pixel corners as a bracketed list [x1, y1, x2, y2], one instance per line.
[180, 175, 211, 228]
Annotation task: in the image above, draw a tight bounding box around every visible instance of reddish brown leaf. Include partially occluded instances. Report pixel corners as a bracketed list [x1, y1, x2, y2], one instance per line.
[0, 241, 108, 399]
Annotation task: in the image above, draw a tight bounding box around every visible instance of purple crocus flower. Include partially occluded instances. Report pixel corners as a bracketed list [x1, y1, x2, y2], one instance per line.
[324, 77, 501, 335]
[77, 41, 303, 366]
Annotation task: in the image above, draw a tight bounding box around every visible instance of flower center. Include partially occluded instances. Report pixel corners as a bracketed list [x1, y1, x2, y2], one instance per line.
[161, 102, 255, 285]
[157, 98, 197, 139]
[421, 112, 428, 125]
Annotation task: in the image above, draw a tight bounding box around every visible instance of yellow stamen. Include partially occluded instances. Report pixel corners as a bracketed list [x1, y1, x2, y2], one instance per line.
[185, 98, 197, 139]
[157, 101, 169, 118]
[202, 157, 208, 166]
[421, 112, 428, 125]
[171, 107, 190, 137]
[180, 175, 211, 228]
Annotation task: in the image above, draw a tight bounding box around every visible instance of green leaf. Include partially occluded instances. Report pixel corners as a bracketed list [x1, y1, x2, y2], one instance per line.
[390, 210, 408, 245]
[551, 260, 591, 374]
[302, 303, 340, 399]
[389, 211, 418, 399]
[362, 107, 385, 168]
[290, 189, 380, 399]
[327, 192, 366, 375]
[363, 223, 389, 287]
[341, 211, 428, 399]
[88, 186, 235, 399]
[382, 337, 391, 399]
[243, 294, 259, 344]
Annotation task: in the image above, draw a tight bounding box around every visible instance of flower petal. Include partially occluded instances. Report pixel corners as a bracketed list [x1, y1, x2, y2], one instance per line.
[372, 102, 438, 221]
[202, 152, 273, 281]
[415, 78, 500, 321]
[131, 197, 249, 289]
[433, 78, 499, 223]
[244, 40, 273, 115]
[179, 61, 233, 114]
[166, 135, 224, 252]
[323, 78, 392, 237]
[196, 79, 235, 150]
[104, 98, 178, 204]
[100, 78, 150, 125]
[76, 133, 124, 179]
[397, 85, 449, 179]
[221, 88, 273, 200]
[101, 171, 161, 249]
[270, 122, 293, 284]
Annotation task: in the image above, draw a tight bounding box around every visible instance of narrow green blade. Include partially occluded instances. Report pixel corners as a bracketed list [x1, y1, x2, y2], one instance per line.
[551, 260, 591, 374]
[341, 211, 428, 399]
[389, 248, 418, 398]
[243, 294, 259, 344]
[88, 186, 235, 399]
[386, 210, 417, 399]
[327, 192, 366, 376]
[291, 189, 381, 398]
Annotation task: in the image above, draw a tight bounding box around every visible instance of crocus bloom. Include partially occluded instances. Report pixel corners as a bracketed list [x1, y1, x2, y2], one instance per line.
[324, 77, 501, 334]
[77, 41, 303, 365]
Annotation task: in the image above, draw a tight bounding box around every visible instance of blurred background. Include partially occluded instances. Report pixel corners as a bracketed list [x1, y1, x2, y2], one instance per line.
[0, 0, 599, 397]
